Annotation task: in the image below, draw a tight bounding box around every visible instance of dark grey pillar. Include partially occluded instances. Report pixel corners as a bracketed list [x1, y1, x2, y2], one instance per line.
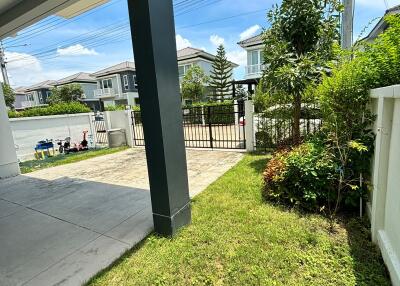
[127, 0, 191, 236]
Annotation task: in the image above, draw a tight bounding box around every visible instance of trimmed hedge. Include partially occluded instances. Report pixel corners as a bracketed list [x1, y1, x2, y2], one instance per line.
[8, 102, 91, 118]
[183, 101, 236, 125]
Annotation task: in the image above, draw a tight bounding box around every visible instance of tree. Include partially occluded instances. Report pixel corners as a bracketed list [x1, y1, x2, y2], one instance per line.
[258, 0, 342, 144]
[209, 45, 233, 100]
[48, 84, 83, 105]
[2, 83, 15, 109]
[181, 65, 209, 102]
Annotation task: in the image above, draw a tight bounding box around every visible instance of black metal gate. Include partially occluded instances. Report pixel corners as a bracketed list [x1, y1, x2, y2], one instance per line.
[131, 103, 246, 149]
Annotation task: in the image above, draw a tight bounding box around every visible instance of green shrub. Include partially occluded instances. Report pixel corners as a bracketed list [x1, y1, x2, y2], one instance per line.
[183, 101, 235, 125]
[8, 102, 91, 118]
[105, 105, 126, 111]
[263, 142, 338, 212]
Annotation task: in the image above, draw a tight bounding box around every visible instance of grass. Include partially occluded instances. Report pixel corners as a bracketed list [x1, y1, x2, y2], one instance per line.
[19, 146, 129, 174]
[87, 154, 390, 286]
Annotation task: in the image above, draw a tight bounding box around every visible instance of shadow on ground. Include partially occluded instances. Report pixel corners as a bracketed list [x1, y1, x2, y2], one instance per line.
[0, 175, 153, 286]
[344, 217, 391, 285]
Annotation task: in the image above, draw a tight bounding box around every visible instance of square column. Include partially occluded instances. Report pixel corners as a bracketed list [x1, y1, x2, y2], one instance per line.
[127, 0, 191, 236]
[0, 87, 20, 178]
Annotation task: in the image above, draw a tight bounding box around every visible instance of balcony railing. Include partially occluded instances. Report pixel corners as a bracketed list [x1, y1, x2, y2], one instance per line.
[94, 88, 115, 98]
[245, 64, 267, 76]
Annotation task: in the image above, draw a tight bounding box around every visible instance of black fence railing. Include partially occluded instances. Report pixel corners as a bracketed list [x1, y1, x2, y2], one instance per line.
[254, 103, 322, 150]
[131, 103, 246, 149]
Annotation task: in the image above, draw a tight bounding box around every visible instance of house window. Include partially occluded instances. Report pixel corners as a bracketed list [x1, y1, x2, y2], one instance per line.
[38, 91, 43, 103]
[178, 64, 192, 77]
[248, 50, 260, 66]
[26, 94, 34, 101]
[123, 75, 129, 89]
[133, 75, 138, 89]
[102, 79, 113, 89]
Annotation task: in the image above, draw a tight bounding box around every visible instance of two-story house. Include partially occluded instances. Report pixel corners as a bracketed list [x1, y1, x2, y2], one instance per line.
[24, 80, 56, 106]
[177, 47, 238, 101]
[234, 34, 265, 97]
[55, 72, 99, 110]
[90, 61, 138, 108]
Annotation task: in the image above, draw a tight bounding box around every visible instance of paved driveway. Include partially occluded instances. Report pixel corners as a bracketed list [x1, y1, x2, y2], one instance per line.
[0, 148, 243, 286]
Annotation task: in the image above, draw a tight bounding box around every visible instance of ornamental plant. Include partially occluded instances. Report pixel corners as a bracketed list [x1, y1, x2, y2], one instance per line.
[209, 45, 233, 100]
[259, 0, 342, 144]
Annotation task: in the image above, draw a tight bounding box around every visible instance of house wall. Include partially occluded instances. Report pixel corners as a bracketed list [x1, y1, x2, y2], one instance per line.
[79, 82, 97, 100]
[14, 94, 26, 109]
[119, 71, 138, 93]
[370, 85, 400, 286]
[9, 113, 93, 161]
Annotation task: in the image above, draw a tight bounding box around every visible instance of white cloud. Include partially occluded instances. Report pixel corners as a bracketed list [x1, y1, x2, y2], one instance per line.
[239, 25, 261, 41]
[57, 44, 99, 56]
[3, 51, 79, 87]
[176, 34, 192, 50]
[226, 50, 247, 67]
[210, 34, 225, 47]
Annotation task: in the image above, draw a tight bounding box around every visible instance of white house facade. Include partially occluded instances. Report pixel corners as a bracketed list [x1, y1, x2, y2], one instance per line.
[237, 34, 265, 80]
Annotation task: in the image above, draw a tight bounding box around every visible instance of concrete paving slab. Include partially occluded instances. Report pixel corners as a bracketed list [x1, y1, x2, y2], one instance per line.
[0, 199, 22, 219]
[0, 148, 243, 285]
[0, 208, 98, 286]
[31, 182, 151, 233]
[25, 236, 130, 286]
[105, 207, 154, 246]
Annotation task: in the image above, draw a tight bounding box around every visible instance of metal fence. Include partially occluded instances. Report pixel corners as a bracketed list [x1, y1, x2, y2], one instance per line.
[92, 113, 108, 144]
[131, 103, 246, 149]
[254, 103, 322, 150]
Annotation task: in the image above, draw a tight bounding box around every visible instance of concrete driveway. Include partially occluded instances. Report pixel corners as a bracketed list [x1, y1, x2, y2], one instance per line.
[0, 148, 243, 286]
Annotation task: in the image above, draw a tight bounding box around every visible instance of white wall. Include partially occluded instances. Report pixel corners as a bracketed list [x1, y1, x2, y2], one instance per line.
[10, 113, 93, 161]
[104, 110, 134, 147]
[0, 87, 20, 178]
[370, 85, 400, 286]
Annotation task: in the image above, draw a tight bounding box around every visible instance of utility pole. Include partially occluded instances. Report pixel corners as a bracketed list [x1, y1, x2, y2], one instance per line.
[341, 0, 354, 50]
[0, 41, 10, 85]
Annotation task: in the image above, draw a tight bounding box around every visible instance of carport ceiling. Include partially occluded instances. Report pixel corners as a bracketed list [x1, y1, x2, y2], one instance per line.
[0, 0, 108, 40]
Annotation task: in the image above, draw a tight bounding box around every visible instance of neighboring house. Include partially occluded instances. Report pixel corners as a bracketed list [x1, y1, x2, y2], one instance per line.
[362, 5, 400, 43]
[234, 34, 265, 97]
[177, 47, 238, 101]
[24, 80, 56, 106]
[238, 34, 265, 80]
[12, 87, 37, 110]
[90, 61, 139, 107]
[55, 72, 99, 111]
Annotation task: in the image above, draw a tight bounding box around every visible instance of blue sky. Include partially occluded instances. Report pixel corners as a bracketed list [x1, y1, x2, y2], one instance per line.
[2, 0, 399, 87]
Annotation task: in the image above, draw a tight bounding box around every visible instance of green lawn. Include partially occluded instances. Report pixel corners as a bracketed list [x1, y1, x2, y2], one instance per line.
[19, 146, 129, 174]
[88, 154, 390, 286]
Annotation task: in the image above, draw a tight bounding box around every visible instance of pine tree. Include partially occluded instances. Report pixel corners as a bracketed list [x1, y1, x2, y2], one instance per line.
[210, 45, 233, 100]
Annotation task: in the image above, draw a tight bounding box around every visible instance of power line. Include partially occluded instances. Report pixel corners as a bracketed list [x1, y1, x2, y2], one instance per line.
[177, 8, 267, 29]
[4, 0, 123, 46]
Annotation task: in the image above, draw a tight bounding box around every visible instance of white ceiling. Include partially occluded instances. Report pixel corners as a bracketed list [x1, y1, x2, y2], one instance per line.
[0, 0, 109, 40]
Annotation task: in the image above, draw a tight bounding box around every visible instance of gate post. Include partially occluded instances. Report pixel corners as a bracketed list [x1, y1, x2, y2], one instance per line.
[245, 100, 255, 152]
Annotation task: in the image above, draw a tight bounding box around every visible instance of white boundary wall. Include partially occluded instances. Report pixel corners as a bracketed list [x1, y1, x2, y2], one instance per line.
[370, 84, 400, 286]
[10, 113, 94, 161]
[104, 110, 134, 147]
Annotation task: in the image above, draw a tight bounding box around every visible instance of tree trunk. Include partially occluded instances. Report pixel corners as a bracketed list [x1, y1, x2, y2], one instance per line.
[293, 93, 301, 145]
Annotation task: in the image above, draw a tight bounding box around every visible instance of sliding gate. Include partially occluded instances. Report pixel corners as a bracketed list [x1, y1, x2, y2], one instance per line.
[131, 103, 245, 149]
